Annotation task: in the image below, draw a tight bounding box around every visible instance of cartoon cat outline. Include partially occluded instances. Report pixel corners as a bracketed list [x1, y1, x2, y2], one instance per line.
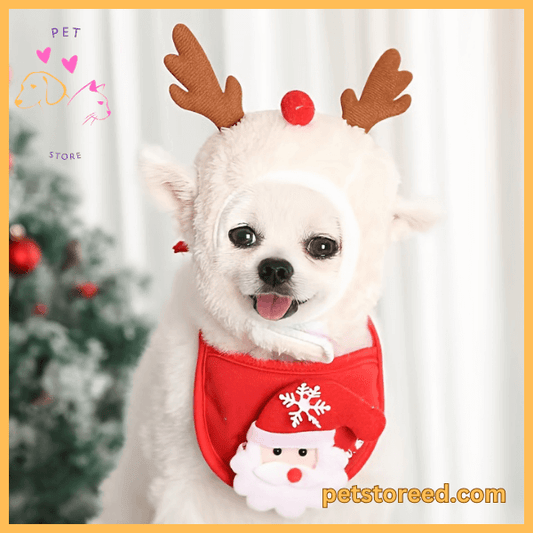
[67, 80, 111, 125]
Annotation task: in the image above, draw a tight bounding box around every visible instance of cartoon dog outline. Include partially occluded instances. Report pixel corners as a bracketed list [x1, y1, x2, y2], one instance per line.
[14, 71, 68, 108]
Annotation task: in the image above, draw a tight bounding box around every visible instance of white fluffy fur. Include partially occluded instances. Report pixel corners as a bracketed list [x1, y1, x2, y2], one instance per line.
[90, 111, 439, 523]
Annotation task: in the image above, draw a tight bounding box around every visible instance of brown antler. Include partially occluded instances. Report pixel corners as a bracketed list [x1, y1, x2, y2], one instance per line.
[164, 24, 244, 129]
[341, 49, 413, 133]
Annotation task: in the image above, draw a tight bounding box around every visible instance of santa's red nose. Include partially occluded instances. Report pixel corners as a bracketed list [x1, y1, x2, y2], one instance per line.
[287, 468, 302, 483]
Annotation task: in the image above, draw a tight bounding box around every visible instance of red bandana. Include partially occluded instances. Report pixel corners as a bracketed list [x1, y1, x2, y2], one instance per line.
[193, 318, 385, 487]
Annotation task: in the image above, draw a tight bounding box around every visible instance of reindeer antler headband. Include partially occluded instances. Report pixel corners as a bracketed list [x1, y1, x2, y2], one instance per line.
[164, 24, 412, 132]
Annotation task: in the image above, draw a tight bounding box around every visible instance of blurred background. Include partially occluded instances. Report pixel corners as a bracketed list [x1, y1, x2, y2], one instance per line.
[9, 9, 523, 524]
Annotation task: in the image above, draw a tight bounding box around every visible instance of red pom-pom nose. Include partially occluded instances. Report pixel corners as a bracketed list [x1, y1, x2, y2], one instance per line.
[287, 467, 303, 483]
[281, 91, 315, 126]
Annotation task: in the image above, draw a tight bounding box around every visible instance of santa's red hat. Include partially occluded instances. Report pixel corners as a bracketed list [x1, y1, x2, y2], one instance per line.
[247, 380, 385, 450]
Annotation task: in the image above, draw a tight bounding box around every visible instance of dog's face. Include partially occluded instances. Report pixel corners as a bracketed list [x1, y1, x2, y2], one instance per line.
[143, 111, 439, 356]
[215, 181, 350, 324]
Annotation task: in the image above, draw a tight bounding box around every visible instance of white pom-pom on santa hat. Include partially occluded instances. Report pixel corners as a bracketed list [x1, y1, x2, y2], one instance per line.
[247, 380, 385, 450]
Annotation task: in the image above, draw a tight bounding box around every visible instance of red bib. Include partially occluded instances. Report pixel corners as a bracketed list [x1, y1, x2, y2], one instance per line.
[193, 319, 385, 486]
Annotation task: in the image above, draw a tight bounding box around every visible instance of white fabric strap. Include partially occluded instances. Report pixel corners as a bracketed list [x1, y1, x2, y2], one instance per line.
[249, 322, 334, 363]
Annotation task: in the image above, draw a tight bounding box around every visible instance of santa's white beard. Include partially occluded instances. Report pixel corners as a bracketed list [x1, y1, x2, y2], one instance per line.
[230, 441, 349, 519]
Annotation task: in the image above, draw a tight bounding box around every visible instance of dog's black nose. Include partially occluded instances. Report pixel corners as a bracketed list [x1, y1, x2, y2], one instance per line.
[258, 258, 294, 287]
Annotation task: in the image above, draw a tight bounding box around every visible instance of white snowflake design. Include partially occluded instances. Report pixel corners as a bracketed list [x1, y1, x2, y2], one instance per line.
[279, 382, 331, 429]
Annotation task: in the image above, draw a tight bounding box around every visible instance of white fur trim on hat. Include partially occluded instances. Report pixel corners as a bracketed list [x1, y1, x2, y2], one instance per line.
[247, 421, 336, 449]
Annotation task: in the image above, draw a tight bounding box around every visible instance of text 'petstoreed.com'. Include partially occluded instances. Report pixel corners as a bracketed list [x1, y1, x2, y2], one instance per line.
[322, 484, 506, 506]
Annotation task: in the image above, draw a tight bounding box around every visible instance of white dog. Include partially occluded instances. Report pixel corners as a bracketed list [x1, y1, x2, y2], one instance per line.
[90, 24, 439, 524]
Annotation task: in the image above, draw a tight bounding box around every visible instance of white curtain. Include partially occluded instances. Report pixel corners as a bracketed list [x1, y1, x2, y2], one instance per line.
[9, 9, 523, 524]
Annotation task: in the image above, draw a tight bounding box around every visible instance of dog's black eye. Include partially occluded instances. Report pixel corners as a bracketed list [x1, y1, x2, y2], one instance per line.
[306, 236, 338, 259]
[298, 449, 307, 457]
[228, 226, 258, 248]
[273, 448, 282, 456]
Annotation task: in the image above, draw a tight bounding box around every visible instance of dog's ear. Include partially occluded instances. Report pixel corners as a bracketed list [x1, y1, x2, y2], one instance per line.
[390, 195, 442, 241]
[140, 146, 197, 236]
[43, 73, 67, 105]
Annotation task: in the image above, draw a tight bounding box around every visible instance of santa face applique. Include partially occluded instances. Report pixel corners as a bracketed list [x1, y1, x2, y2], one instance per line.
[231, 439, 349, 518]
[229, 380, 384, 518]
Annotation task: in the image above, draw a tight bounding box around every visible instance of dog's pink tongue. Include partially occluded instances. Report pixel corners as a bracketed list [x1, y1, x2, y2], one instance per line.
[256, 294, 292, 321]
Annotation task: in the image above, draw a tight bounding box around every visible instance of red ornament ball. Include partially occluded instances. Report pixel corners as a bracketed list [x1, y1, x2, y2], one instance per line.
[31, 390, 54, 407]
[33, 303, 48, 316]
[9, 237, 42, 276]
[281, 90, 315, 126]
[77, 282, 99, 299]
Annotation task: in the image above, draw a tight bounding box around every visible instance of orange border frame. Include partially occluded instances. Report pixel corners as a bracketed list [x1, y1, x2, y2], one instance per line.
[4, 5, 526, 531]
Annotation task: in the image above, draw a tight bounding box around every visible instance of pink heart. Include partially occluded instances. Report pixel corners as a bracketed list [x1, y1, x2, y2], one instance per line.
[61, 55, 78, 74]
[36, 47, 51, 64]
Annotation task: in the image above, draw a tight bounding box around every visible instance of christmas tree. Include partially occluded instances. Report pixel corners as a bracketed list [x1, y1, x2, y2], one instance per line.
[9, 111, 152, 524]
